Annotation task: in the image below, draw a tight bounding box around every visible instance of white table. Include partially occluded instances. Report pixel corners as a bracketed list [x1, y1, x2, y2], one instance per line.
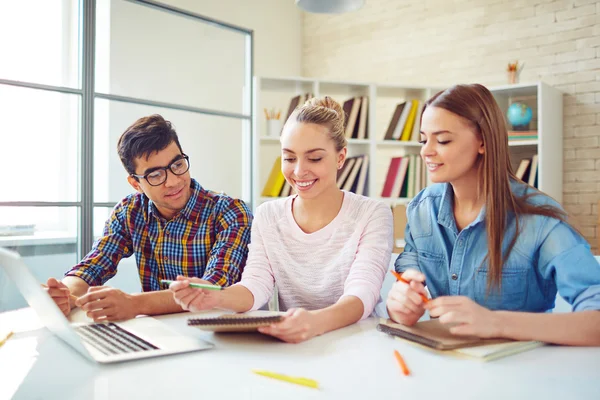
[1, 308, 599, 400]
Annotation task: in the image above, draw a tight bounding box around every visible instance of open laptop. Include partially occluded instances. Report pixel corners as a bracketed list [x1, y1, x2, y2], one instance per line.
[0, 247, 213, 363]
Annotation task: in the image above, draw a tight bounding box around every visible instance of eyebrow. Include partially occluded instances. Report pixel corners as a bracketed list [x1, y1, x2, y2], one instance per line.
[143, 154, 183, 175]
[282, 148, 327, 154]
[419, 130, 453, 135]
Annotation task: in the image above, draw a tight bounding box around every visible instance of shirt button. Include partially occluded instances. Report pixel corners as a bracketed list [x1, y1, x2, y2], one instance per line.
[451, 273, 458, 280]
[166, 230, 170, 235]
[458, 239, 463, 246]
[164, 256, 169, 262]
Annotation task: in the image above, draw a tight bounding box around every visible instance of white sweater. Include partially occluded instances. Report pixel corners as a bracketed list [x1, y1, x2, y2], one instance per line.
[235, 191, 393, 319]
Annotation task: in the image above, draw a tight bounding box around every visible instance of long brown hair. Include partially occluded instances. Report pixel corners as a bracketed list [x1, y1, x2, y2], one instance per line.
[426, 84, 569, 291]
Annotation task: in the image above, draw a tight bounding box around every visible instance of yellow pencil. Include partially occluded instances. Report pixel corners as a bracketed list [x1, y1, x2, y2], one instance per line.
[252, 369, 319, 389]
[0, 331, 14, 347]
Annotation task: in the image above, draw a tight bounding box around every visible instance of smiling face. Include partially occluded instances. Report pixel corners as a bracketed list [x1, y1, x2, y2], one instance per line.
[419, 106, 485, 186]
[126, 141, 192, 220]
[280, 121, 346, 200]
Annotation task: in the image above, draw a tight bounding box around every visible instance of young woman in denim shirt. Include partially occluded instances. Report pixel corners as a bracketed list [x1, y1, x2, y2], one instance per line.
[386, 84, 600, 346]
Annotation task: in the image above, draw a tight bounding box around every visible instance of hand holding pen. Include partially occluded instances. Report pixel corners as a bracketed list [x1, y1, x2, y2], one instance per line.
[386, 269, 429, 326]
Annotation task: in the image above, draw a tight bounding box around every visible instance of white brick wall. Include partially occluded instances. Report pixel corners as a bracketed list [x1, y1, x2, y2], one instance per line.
[302, 0, 600, 253]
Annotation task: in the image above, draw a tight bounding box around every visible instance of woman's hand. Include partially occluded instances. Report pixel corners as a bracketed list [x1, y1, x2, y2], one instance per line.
[258, 308, 321, 343]
[386, 269, 428, 326]
[425, 296, 502, 338]
[169, 276, 221, 312]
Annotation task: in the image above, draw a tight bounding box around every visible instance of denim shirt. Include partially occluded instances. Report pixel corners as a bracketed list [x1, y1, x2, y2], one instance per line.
[395, 180, 600, 312]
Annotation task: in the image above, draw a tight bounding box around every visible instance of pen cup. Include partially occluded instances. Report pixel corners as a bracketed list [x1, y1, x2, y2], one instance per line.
[266, 119, 282, 137]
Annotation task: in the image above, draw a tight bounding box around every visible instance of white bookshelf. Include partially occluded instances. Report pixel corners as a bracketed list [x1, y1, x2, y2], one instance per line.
[252, 77, 563, 209]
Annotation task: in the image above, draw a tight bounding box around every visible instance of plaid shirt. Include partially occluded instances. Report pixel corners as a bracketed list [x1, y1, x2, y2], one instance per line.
[65, 179, 252, 291]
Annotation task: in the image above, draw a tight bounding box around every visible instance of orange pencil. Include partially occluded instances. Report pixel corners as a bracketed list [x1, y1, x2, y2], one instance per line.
[390, 270, 429, 303]
[394, 350, 411, 376]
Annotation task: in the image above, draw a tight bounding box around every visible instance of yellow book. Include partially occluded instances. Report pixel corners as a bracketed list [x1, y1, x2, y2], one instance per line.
[400, 100, 419, 141]
[261, 156, 286, 197]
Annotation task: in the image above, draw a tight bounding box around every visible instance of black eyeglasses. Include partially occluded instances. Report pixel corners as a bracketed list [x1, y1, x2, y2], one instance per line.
[131, 154, 190, 186]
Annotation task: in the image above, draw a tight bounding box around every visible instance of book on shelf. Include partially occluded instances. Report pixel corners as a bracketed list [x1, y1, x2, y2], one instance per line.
[508, 131, 538, 141]
[279, 180, 293, 197]
[337, 157, 357, 188]
[392, 101, 412, 140]
[513, 155, 538, 188]
[337, 154, 369, 195]
[382, 100, 422, 142]
[377, 319, 544, 362]
[381, 157, 403, 197]
[261, 156, 286, 197]
[353, 154, 369, 196]
[515, 158, 531, 180]
[342, 155, 364, 192]
[409, 102, 425, 142]
[354, 95, 369, 139]
[528, 154, 538, 187]
[391, 157, 410, 198]
[282, 93, 314, 128]
[400, 100, 419, 141]
[383, 102, 406, 140]
[343, 97, 362, 138]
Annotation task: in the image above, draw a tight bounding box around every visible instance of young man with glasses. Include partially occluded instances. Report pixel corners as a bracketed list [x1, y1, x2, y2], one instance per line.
[44, 114, 252, 322]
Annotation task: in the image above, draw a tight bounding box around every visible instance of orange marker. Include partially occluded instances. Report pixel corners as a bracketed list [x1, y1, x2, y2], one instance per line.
[394, 350, 411, 376]
[390, 270, 429, 303]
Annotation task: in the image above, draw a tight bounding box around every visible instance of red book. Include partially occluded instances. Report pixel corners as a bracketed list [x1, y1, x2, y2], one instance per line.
[381, 157, 402, 197]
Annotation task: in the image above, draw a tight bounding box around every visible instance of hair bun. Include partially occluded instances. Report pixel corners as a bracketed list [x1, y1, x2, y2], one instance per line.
[307, 95, 343, 117]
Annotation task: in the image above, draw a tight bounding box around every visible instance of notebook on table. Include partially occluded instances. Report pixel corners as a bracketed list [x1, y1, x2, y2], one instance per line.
[188, 312, 284, 332]
[377, 319, 543, 361]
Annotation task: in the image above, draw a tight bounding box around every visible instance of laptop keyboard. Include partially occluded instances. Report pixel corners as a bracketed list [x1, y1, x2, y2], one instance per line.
[76, 323, 159, 355]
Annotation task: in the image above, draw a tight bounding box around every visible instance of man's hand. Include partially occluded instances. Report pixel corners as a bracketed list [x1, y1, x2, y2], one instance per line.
[76, 286, 137, 322]
[44, 277, 73, 316]
[169, 276, 221, 312]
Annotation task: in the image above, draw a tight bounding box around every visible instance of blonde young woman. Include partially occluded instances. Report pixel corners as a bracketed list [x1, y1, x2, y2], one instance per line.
[170, 96, 393, 343]
[386, 84, 600, 346]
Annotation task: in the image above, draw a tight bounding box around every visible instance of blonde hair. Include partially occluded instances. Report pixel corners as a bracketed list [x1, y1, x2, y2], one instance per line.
[288, 96, 347, 151]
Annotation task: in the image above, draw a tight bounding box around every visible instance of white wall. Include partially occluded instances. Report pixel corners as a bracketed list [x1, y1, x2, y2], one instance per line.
[302, 0, 600, 253]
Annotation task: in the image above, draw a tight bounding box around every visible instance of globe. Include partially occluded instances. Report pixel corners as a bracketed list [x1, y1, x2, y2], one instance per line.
[506, 102, 533, 130]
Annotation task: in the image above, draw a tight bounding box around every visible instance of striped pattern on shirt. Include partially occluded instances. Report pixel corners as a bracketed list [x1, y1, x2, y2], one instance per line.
[65, 179, 252, 291]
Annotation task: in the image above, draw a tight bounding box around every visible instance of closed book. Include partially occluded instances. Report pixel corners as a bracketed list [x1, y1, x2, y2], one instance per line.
[381, 157, 403, 197]
[409, 101, 425, 142]
[392, 102, 412, 140]
[528, 154, 538, 187]
[356, 96, 369, 139]
[400, 100, 419, 141]
[342, 156, 364, 192]
[261, 156, 285, 197]
[515, 158, 531, 180]
[354, 155, 369, 196]
[391, 157, 410, 198]
[377, 319, 543, 361]
[337, 157, 357, 188]
[343, 97, 362, 138]
[384, 103, 406, 140]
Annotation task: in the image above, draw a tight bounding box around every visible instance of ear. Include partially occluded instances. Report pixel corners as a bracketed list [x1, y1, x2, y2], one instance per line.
[127, 175, 144, 194]
[337, 148, 347, 169]
[478, 138, 485, 155]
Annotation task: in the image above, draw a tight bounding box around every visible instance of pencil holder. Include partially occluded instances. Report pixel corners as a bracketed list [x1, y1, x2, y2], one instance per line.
[266, 119, 282, 137]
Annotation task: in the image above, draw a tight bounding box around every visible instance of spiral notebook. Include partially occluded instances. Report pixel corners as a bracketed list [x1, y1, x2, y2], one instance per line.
[377, 319, 543, 361]
[188, 312, 284, 333]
